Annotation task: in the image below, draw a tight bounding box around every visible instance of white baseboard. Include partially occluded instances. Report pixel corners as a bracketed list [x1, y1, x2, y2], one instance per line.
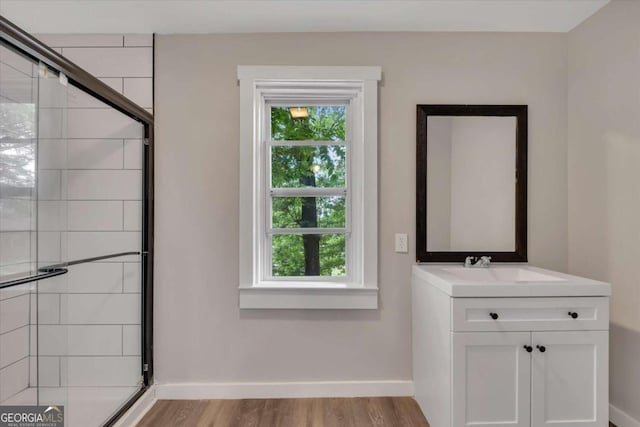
[155, 380, 414, 400]
[113, 386, 156, 427]
[611, 404, 640, 427]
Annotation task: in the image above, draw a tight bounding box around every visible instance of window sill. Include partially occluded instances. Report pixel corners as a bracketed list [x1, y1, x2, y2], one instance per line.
[239, 284, 378, 309]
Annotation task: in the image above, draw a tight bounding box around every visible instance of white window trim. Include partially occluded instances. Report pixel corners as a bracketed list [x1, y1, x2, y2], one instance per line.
[238, 66, 381, 309]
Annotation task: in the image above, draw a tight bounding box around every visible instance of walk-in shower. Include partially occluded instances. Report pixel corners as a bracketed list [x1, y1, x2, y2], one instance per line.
[0, 16, 153, 426]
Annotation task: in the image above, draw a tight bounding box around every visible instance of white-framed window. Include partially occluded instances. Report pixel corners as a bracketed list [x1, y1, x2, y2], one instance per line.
[238, 66, 381, 309]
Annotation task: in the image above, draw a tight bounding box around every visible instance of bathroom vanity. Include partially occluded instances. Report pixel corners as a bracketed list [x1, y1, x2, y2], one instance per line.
[412, 264, 611, 427]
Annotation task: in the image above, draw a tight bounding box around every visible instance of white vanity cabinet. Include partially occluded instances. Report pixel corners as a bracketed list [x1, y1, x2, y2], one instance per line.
[412, 265, 611, 427]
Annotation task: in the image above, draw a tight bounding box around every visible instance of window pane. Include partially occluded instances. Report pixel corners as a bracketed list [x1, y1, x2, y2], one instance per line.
[271, 106, 346, 141]
[272, 196, 345, 229]
[272, 234, 346, 277]
[271, 145, 346, 188]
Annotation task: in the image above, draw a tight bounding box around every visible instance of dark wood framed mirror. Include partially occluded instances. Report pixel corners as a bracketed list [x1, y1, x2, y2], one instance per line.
[416, 104, 528, 263]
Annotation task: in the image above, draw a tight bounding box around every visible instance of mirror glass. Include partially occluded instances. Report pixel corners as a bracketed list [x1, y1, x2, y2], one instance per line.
[426, 116, 516, 252]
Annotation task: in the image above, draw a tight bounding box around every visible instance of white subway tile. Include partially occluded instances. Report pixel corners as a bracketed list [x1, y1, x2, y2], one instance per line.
[0, 232, 31, 266]
[38, 325, 122, 356]
[123, 139, 142, 169]
[29, 357, 36, 387]
[67, 231, 140, 261]
[0, 200, 34, 231]
[37, 386, 67, 406]
[123, 263, 141, 293]
[38, 108, 64, 139]
[38, 139, 67, 169]
[30, 325, 36, 355]
[36, 34, 124, 48]
[0, 283, 30, 302]
[35, 325, 66, 356]
[66, 77, 124, 108]
[30, 232, 37, 268]
[0, 326, 29, 368]
[67, 170, 141, 200]
[0, 263, 34, 282]
[123, 201, 141, 232]
[66, 356, 140, 387]
[0, 262, 35, 280]
[37, 170, 61, 200]
[123, 78, 152, 108]
[67, 109, 142, 139]
[0, 45, 34, 76]
[30, 295, 36, 324]
[38, 76, 68, 109]
[37, 232, 61, 263]
[61, 294, 140, 325]
[1, 387, 36, 406]
[35, 356, 60, 387]
[33, 274, 66, 295]
[122, 325, 140, 356]
[38, 262, 123, 294]
[67, 201, 123, 231]
[0, 63, 35, 103]
[69, 325, 122, 356]
[0, 294, 29, 334]
[124, 34, 153, 47]
[60, 170, 68, 201]
[0, 357, 29, 401]
[38, 201, 66, 232]
[62, 47, 152, 77]
[67, 139, 124, 169]
[37, 294, 60, 325]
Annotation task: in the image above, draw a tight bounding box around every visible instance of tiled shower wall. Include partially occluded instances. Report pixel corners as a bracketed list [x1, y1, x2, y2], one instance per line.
[32, 33, 152, 396]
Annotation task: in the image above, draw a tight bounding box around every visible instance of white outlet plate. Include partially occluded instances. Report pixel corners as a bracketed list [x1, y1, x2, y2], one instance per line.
[395, 233, 408, 253]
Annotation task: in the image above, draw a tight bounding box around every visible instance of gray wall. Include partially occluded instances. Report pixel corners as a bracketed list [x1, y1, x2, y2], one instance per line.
[154, 32, 568, 384]
[568, 0, 640, 421]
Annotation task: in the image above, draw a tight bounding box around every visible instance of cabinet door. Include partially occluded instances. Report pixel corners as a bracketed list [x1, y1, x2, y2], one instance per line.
[452, 332, 532, 427]
[531, 331, 608, 427]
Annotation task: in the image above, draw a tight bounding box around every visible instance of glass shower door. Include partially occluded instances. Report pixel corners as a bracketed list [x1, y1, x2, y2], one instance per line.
[1, 20, 150, 424]
[37, 75, 145, 426]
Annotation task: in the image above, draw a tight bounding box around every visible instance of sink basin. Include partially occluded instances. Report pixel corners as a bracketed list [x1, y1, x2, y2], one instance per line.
[441, 267, 566, 283]
[412, 264, 610, 297]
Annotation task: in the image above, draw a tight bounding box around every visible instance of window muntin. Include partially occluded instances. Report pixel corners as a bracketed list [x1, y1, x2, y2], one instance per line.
[265, 102, 350, 280]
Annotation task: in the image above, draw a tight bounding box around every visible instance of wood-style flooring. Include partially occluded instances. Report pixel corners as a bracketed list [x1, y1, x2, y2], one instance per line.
[136, 397, 429, 427]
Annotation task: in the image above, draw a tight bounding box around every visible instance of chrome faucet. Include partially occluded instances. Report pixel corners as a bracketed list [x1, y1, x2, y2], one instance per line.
[464, 256, 492, 268]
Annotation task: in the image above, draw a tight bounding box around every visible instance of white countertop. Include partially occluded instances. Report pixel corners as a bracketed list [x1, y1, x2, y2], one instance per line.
[412, 264, 611, 297]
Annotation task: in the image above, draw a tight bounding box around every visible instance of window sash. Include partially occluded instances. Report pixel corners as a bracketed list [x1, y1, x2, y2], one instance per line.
[264, 101, 351, 280]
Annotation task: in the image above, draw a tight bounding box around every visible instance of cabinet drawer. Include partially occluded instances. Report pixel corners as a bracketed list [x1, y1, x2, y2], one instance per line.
[451, 297, 609, 332]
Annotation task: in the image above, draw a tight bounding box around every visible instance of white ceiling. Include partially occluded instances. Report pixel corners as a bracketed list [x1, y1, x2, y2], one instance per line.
[1, 0, 609, 34]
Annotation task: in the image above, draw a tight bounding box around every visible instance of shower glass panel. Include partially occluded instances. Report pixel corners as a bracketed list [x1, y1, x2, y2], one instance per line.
[1, 32, 148, 427]
[1, 42, 39, 405]
[36, 58, 70, 415]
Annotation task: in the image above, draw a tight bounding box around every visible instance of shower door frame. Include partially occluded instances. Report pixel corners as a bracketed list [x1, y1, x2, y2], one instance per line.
[0, 16, 155, 426]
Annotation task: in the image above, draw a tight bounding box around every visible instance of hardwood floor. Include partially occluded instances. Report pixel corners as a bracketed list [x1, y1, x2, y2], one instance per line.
[136, 397, 429, 427]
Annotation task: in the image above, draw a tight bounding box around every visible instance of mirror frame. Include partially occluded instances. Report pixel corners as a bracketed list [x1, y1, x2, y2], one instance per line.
[416, 104, 528, 263]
